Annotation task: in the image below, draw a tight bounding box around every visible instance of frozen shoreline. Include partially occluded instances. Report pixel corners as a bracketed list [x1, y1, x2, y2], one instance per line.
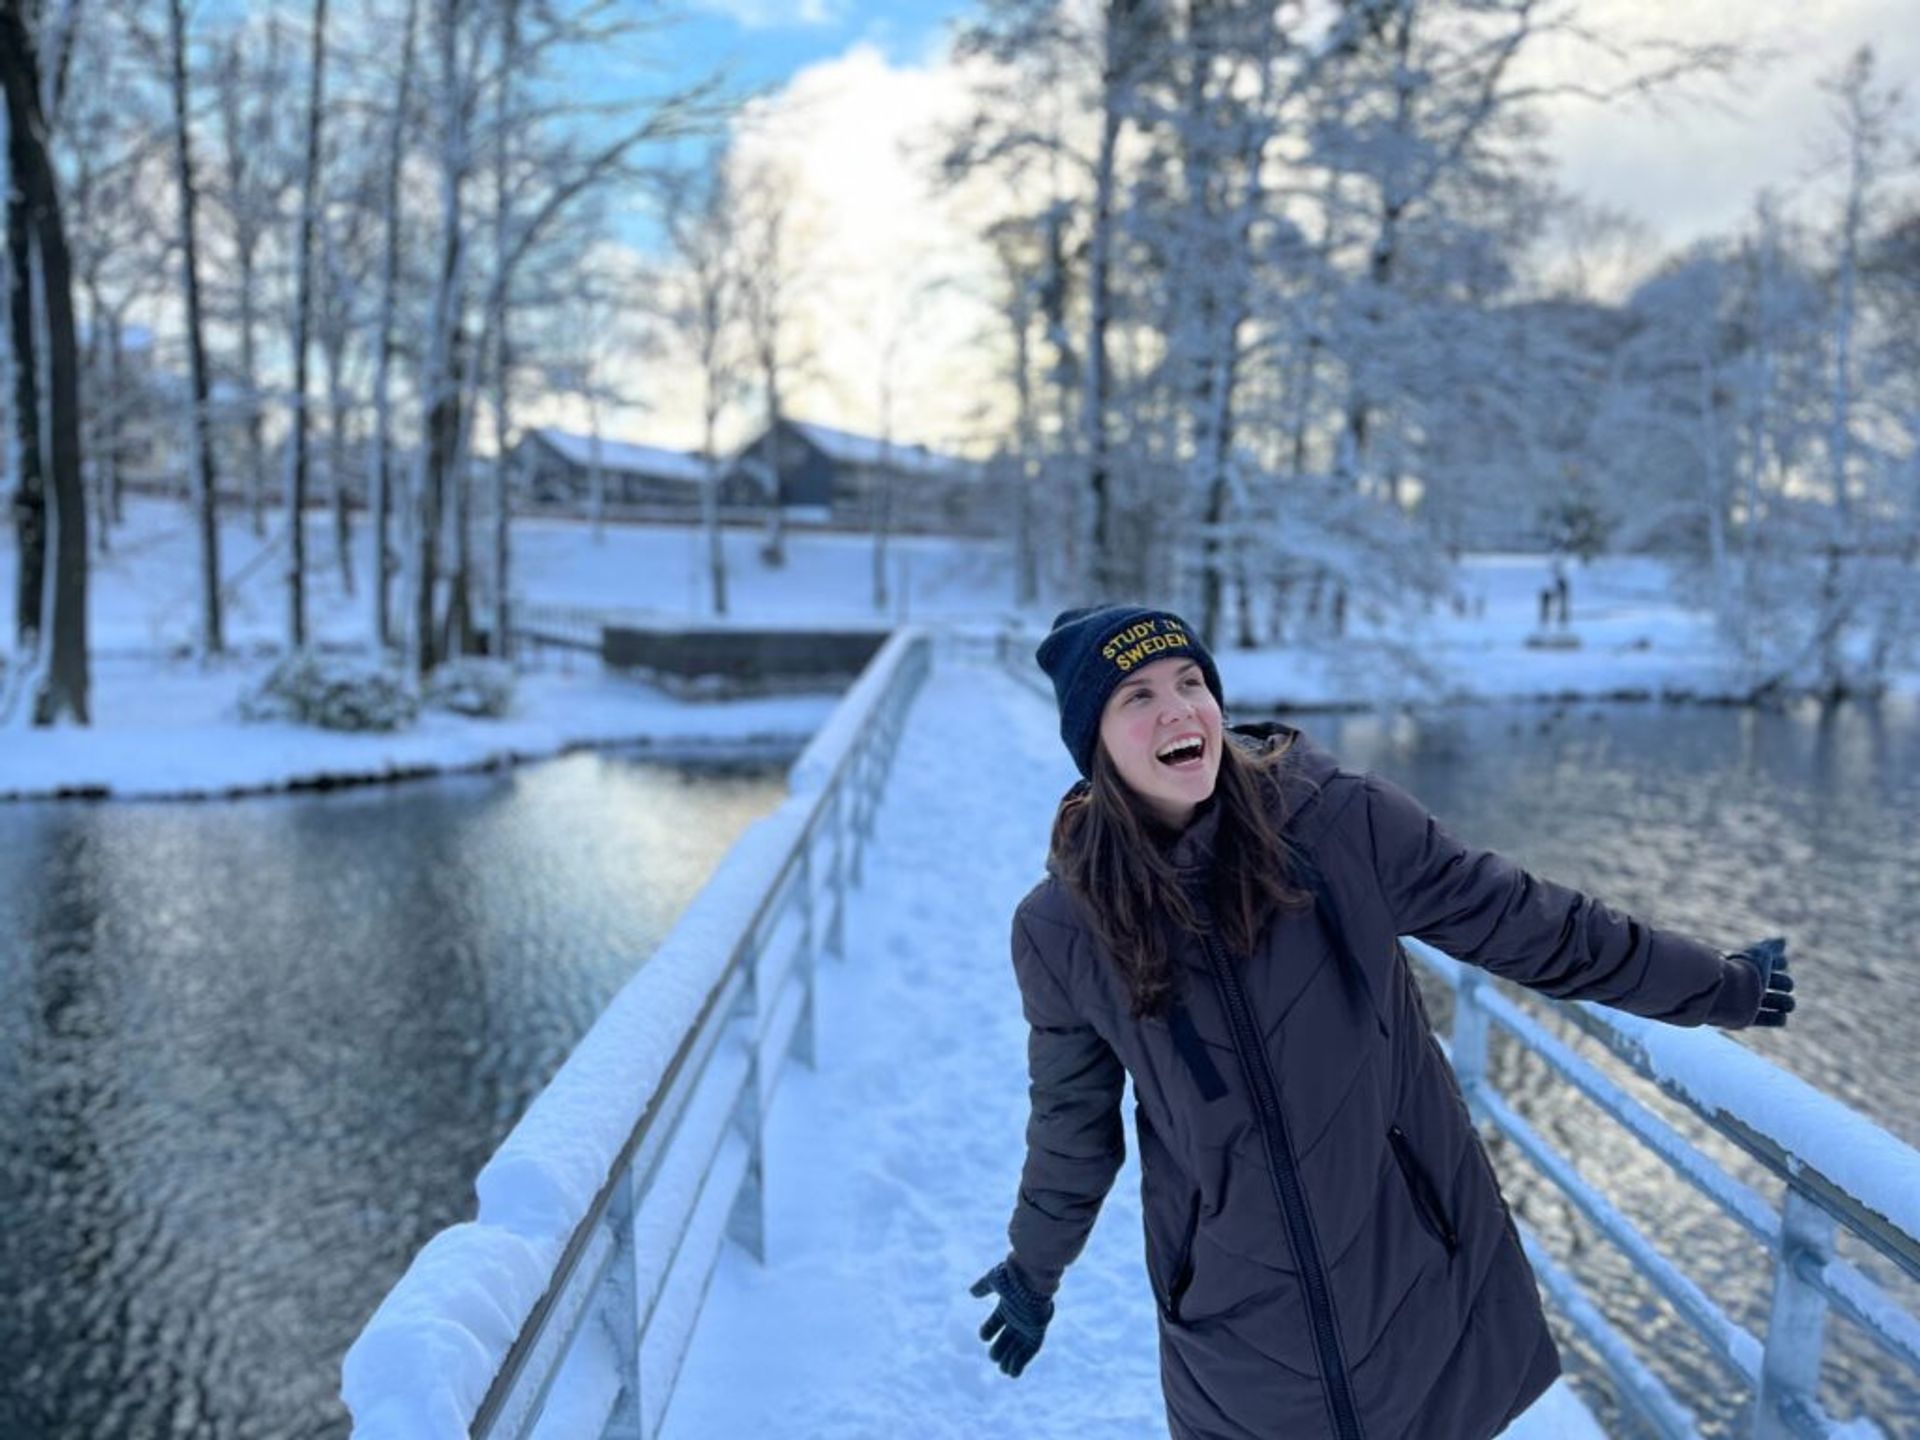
[0, 656, 835, 802]
[4, 501, 1912, 801]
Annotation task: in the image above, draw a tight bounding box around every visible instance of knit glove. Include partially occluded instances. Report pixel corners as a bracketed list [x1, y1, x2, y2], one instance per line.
[970, 1260, 1054, 1377]
[1729, 937, 1794, 1028]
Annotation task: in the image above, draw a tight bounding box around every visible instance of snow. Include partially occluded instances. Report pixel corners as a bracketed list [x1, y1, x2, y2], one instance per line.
[787, 419, 981, 480]
[4, 498, 1914, 800]
[527, 428, 709, 485]
[649, 656, 1606, 1439]
[340, 633, 901, 1436]
[341, 1222, 554, 1440]
[0, 657, 832, 800]
[1601, 1007, 1920, 1252]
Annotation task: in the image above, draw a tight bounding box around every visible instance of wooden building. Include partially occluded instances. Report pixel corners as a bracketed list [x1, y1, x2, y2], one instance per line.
[514, 428, 712, 515]
[720, 419, 995, 536]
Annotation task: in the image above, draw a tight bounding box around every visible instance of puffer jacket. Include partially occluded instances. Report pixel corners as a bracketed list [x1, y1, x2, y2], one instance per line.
[1003, 723, 1765, 1440]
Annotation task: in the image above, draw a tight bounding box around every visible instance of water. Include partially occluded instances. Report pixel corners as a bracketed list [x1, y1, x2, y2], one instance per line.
[3, 702, 1916, 1437]
[0, 751, 788, 1440]
[1297, 698, 1920, 1438]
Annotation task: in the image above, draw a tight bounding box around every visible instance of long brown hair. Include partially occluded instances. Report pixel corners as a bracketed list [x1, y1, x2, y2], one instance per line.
[1048, 732, 1310, 1018]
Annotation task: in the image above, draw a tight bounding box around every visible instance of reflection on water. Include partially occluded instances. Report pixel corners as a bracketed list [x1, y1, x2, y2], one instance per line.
[0, 751, 787, 1439]
[1299, 697, 1920, 1438]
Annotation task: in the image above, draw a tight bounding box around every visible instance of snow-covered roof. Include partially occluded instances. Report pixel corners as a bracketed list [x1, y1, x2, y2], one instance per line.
[787, 420, 981, 482]
[530, 428, 709, 485]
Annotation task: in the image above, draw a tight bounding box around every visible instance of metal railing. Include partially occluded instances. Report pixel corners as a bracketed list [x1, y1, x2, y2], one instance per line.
[342, 629, 932, 1439]
[1408, 941, 1920, 1439]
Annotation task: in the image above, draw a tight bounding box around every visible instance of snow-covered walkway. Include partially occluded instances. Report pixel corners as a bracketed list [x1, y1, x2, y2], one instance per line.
[657, 651, 1606, 1439]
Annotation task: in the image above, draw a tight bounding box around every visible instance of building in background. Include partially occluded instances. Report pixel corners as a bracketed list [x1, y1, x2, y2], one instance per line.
[721, 418, 995, 536]
[513, 427, 712, 517]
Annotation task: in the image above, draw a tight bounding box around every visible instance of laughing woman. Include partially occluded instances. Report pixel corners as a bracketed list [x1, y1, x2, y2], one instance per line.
[969, 605, 1794, 1440]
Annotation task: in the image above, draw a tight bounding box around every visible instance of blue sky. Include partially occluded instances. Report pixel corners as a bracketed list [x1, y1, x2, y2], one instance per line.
[672, 0, 968, 96]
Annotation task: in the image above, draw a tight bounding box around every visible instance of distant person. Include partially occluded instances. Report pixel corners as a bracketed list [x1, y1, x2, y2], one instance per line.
[1537, 585, 1552, 629]
[971, 605, 1793, 1439]
[1552, 561, 1571, 628]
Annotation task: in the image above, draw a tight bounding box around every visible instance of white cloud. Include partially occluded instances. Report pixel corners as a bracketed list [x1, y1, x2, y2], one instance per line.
[691, 0, 848, 30]
[607, 41, 1016, 457]
[1522, 0, 1920, 249]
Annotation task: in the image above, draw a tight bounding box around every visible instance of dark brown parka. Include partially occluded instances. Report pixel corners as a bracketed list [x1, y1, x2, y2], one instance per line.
[1003, 724, 1765, 1440]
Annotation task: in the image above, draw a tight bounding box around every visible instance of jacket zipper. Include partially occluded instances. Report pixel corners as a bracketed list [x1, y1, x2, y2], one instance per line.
[1199, 924, 1365, 1440]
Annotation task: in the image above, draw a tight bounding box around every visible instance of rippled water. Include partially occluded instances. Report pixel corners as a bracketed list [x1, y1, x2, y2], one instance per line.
[0, 752, 787, 1440]
[1299, 698, 1920, 1438]
[3, 703, 1915, 1439]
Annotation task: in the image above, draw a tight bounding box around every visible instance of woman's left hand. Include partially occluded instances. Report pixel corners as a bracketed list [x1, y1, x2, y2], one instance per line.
[1729, 937, 1794, 1028]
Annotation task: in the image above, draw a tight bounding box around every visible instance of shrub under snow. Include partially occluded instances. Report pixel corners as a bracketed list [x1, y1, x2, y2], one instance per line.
[422, 657, 517, 718]
[239, 652, 421, 732]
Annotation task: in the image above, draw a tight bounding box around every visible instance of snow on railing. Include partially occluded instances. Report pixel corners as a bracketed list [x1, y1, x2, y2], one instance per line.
[1408, 940, 1920, 1440]
[340, 630, 932, 1439]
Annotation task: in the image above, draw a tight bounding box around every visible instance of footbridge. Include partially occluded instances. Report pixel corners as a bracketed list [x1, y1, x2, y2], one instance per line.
[342, 630, 1920, 1439]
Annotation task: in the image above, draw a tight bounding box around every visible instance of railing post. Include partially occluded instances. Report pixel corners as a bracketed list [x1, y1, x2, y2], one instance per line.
[599, 1165, 647, 1440]
[791, 848, 818, 1070]
[726, 944, 766, 1264]
[825, 789, 847, 958]
[1752, 1185, 1836, 1440]
[1451, 966, 1491, 1113]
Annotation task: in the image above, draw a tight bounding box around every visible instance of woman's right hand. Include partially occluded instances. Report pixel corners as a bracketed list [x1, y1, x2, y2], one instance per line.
[969, 1260, 1055, 1377]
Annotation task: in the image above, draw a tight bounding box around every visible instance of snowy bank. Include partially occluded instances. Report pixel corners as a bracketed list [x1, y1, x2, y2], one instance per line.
[340, 632, 928, 1437]
[0, 653, 834, 801]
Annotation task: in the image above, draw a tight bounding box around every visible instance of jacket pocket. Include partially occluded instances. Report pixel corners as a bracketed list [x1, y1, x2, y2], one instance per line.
[1157, 1192, 1202, 1324]
[1388, 1125, 1459, 1259]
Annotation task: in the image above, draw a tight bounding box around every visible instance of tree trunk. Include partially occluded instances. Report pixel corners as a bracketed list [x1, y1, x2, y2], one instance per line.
[6, 111, 45, 650]
[368, 0, 418, 651]
[167, 0, 224, 658]
[0, 1, 89, 722]
[487, 0, 519, 659]
[324, 328, 353, 597]
[408, 0, 477, 675]
[283, 0, 329, 649]
[701, 399, 727, 617]
[1083, 24, 1121, 598]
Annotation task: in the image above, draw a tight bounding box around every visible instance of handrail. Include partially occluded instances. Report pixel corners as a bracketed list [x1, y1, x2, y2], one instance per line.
[341, 628, 932, 1439]
[1405, 939, 1920, 1439]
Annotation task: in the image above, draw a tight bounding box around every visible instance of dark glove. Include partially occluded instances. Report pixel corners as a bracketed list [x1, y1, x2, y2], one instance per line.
[970, 1260, 1054, 1377]
[1729, 937, 1794, 1028]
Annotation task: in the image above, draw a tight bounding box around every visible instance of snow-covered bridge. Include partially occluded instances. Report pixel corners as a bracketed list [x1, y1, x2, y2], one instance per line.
[341, 632, 1919, 1440]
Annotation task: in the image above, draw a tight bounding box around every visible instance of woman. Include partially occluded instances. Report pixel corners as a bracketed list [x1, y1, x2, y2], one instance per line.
[970, 604, 1794, 1439]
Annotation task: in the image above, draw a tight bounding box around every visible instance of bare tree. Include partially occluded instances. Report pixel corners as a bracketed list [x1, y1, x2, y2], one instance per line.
[283, 0, 330, 648]
[165, 0, 223, 656]
[662, 156, 739, 617]
[210, 19, 294, 539]
[366, 0, 420, 651]
[1, 0, 89, 723]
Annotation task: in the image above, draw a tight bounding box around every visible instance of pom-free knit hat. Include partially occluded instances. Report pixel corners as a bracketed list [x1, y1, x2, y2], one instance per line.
[1035, 605, 1224, 777]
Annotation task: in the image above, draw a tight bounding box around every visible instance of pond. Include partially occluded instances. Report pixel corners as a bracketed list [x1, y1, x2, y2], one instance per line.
[0, 751, 790, 1440]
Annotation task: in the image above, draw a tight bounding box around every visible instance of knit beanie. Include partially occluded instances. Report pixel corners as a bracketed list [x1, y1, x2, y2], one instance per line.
[1035, 605, 1225, 777]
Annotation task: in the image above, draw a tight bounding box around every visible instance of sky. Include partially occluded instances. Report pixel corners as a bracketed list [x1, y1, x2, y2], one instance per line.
[553, 0, 1919, 454]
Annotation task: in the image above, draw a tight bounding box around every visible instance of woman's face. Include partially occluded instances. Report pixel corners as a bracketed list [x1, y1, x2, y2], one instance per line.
[1096, 656, 1223, 829]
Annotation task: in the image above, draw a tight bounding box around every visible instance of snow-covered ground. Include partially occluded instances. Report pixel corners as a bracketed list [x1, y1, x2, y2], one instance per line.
[654, 654, 1607, 1440]
[3, 498, 1911, 800]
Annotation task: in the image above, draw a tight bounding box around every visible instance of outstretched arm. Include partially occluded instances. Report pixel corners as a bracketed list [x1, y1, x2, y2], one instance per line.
[1363, 772, 1771, 1029]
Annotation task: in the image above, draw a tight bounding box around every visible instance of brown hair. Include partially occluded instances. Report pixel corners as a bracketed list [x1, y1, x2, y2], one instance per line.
[1048, 732, 1310, 1018]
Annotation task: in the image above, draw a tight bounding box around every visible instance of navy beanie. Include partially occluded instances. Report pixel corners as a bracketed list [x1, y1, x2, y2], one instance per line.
[1035, 605, 1224, 777]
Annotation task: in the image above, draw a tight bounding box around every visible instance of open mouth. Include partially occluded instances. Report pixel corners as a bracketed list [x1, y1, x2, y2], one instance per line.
[1155, 736, 1206, 770]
